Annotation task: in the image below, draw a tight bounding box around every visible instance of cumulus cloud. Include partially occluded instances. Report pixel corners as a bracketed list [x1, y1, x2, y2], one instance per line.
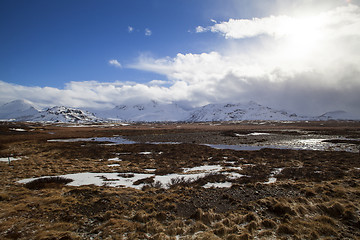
[129, 4, 360, 116]
[0, 80, 183, 109]
[145, 28, 152, 36]
[197, 4, 360, 39]
[128, 26, 134, 32]
[108, 59, 122, 68]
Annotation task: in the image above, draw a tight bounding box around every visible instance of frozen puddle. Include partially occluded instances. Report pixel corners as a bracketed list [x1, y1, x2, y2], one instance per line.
[18, 164, 246, 190]
[18, 173, 153, 189]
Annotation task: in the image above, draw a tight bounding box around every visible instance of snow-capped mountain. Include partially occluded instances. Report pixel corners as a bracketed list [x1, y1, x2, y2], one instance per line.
[0, 100, 100, 123]
[1, 99, 358, 122]
[0, 99, 40, 120]
[188, 101, 302, 122]
[94, 100, 189, 122]
[30, 106, 101, 123]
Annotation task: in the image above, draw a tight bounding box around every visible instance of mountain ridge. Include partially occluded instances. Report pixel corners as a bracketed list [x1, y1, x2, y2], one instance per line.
[0, 99, 358, 123]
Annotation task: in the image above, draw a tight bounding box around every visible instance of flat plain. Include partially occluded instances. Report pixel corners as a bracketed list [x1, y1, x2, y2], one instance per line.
[1, 121, 360, 239]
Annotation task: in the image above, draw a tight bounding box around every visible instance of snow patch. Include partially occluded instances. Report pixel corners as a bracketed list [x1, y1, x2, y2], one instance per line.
[108, 164, 121, 167]
[0, 157, 22, 162]
[203, 182, 232, 188]
[108, 157, 122, 161]
[10, 128, 27, 132]
[264, 168, 284, 184]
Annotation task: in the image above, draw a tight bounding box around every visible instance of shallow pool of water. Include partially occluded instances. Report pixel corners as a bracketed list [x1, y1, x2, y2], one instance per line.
[48, 136, 136, 144]
[205, 138, 359, 153]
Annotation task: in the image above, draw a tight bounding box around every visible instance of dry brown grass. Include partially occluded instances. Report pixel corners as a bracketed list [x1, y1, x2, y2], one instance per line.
[1, 121, 360, 239]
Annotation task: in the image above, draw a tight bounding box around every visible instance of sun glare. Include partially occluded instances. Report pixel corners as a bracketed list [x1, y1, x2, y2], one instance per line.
[278, 15, 327, 60]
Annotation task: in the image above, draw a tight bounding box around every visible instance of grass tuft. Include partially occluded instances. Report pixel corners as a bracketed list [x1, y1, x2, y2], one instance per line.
[277, 223, 296, 235]
[24, 176, 73, 190]
[261, 219, 277, 229]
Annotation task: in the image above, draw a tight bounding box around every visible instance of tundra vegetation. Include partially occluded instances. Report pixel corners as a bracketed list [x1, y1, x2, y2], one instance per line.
[0, 121, 360, 239]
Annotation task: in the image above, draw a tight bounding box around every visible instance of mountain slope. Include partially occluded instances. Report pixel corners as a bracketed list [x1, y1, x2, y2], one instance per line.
[0, 99, 40, 120]
[29, 106, 101, 123]
[317, 110, 360, 120]
[188, 102, 301, 122]
[95, 100, 189, 122]
[3, 99, 357, 122]
[0, 100, 101, 123]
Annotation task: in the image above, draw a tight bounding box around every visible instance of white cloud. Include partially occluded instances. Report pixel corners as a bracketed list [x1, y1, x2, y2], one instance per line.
[145, 28, 152, 36]
[1, 3, 360, 117]
[148, 80, 170, 86]
[197, 4, 360, 40]
[128, 26, 134, 32]
[195, 26, 206, 33]
[128, 4, 360, 116]
[108, 59, 122, 68]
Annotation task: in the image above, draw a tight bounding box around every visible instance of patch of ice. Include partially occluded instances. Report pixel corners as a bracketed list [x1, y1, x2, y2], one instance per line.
[264, 177, 277, 184]
[108, 164, 121, 167]
[244, 164, 256, 166]
[203, 182, 232, 188]
[154, 172, 206, 188]
[247, 132, 271, 136]
[0, 157, 22, 162]
[18, 172, 154, 190]
[183, 165, 223, 173]
[264, 168, 284, 184]
[139, 152, 152, 155]
[10, 128, 27, 132]
[17, 163, 247, 190]
[226, 172, 244, 179]
[108, 157, 122, 161]
[226, 166, 243, 170]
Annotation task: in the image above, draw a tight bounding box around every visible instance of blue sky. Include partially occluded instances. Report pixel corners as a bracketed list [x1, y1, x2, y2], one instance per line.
[1, 0, 236, 87]
[1, 0, 360, 116]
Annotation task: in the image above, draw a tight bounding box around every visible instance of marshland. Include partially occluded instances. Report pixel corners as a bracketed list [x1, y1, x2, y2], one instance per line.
[1, 121, 360, 239]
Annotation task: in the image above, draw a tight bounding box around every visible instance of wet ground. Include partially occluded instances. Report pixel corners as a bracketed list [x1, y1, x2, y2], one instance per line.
[0, 121, 360, 239]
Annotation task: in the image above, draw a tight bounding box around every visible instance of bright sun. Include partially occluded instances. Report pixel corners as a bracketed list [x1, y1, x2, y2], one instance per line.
[278, 14, 327, 60]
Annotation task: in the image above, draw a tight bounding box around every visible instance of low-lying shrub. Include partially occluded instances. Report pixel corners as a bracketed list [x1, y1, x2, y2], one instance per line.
[24, 176, 73, 190]
[166, 177, 195, 188]
[118, 173, 135, 178]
